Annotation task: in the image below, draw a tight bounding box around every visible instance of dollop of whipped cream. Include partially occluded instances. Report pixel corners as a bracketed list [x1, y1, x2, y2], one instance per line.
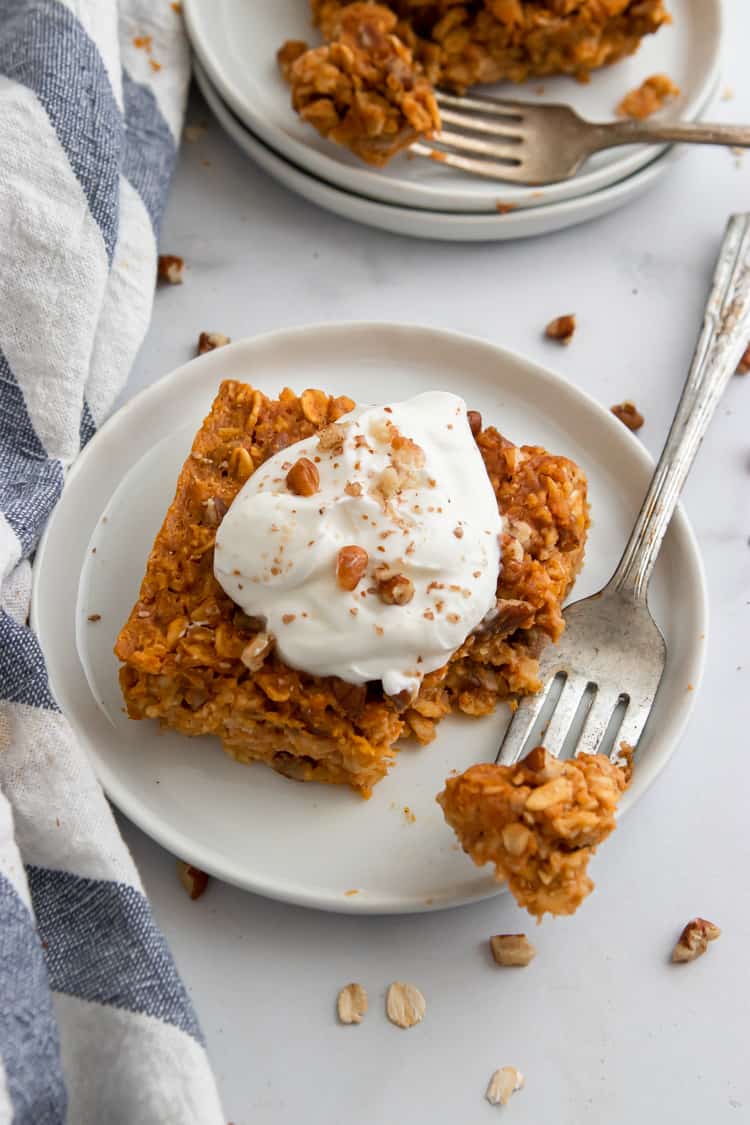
[214, 392, 502, 698]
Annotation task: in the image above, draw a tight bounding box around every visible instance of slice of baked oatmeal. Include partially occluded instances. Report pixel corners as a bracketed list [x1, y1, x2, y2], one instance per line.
[281, 1, 670, 164]
[314, 1, 671, 90]
[278, 3, 440, 167]
[438, 747, 629, 918]
[115, 381, 588, 797]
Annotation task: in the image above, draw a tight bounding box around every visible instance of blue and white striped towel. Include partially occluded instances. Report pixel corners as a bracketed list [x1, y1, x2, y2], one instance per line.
[0, 3, 224, 1122]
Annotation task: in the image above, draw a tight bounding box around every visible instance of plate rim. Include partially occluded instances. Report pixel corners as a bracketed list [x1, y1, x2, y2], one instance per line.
[193, 57, 711, 244]
[183, 0, 723, 215]
[32, 322, 709, 914]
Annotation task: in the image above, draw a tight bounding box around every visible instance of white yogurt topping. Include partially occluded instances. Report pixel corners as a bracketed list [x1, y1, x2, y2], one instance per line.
[214, 392, 503, 697]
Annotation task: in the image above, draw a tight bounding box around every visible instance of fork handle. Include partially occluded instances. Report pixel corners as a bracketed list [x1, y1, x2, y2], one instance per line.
[610, 213, 750, 602]
[591, 120, 750, 152]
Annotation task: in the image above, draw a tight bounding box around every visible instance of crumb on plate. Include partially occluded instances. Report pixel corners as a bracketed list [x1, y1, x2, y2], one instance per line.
[617, 74, 680, 120]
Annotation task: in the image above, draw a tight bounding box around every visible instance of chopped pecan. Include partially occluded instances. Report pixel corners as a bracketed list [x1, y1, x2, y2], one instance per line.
[197, 331, 230, 355]
[545, 314, 576, 344]
[157, 254, 184, 284]
[336, 545, 368, 591]
[286, 457, 320, 497]
[490, 934, 536, 967]
[467, 409, 482, 438]
[377, 573, 415, 606]
[177, 860, 209, 899]
[611, 401, 644, 431]
[671, 917, 721, 963]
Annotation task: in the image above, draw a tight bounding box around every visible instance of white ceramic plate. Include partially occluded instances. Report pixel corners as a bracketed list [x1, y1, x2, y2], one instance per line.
[184, 0, 722, 214]
[33, 325, 707, 914]
[195, 59, 713, 243]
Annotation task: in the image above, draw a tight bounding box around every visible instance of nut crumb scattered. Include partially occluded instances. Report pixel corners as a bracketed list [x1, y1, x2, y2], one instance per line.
[344, 888, 359, 896]
[171, 0, 182, 11]
[495, 202, 516, 214]
[184, 123, 207, 143]
[671, 917, 721, 963]
[545, 314, 576, 344]
[337, 982, 368, 1024]
[197, 331, 230, 355]
[403, 805, 416, 824]
[386, 982, 426, 1029]
[486, 1066, 525, 1107]
[149, 59, 161, 73]
[133, 34, 152, 51]
[287, 457, 320, 497]
[736, 343, 750, 374]
[87, 613, 102, 623]
[611, 401, 644, 431]
[176, 860, 209, 899]
[336, 545, 368, 590]
[157, 254, 184, 284]
[377, 573, 415, 606]
[617, 74, 680, 119]
[490, 934, 536, 967]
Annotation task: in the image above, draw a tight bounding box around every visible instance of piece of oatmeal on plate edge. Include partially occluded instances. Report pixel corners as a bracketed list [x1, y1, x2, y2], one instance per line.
[115, 381, 588, 800]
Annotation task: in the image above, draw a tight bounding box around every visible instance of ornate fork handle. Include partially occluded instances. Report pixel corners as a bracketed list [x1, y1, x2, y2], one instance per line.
[611, 213, 750, 602]
[593, 120, 750, 152]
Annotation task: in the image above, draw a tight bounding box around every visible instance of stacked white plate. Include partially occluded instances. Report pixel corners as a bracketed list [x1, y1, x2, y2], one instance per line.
[184, 0, 722, 239]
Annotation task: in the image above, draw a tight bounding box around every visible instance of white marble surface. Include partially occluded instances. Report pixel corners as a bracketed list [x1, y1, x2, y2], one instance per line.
[119, 9, 750, 1122]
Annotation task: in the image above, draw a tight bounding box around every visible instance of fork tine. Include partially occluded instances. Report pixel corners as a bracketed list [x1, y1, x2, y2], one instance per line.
[432, 129, 523, 163]
[411, 143, 529, 184]
[539, 674, 592, 757]
[435, 90, 526, 119]
[615, 697, 654, 758]
[496, 679, 558, 765]
[438, 107, 525, 140]
[575, 688, 626, 758]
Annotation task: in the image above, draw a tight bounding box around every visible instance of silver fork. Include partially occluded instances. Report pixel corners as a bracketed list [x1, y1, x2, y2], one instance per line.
[497, 213, 750, 770]
[411, 92, 750, 185]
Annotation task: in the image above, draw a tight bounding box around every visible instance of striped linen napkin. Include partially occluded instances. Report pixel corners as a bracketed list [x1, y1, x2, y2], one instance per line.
[0, 2, 224, 1122]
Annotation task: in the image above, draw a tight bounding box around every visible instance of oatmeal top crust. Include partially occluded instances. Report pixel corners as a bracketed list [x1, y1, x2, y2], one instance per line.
[312, 0, 671, 91]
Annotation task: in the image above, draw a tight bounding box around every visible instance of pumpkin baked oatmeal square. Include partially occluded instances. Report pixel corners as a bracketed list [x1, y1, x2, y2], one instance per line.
[115, 380, 588, 797]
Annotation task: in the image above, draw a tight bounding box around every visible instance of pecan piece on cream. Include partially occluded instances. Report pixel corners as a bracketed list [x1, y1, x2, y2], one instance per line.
[336, 545, 368, 591]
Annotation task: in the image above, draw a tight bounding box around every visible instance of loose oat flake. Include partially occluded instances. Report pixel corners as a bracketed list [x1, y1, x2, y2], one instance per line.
[386, 981, 425, 1029]
[337, 982, 368, 1024]
[485, 1067, 525, 1107]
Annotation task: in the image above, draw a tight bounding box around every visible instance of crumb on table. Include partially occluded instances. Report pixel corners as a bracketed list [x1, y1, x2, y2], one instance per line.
[736, 343, 750, 374]
[157, 254, 184, 284]
[617, 74, 680, 120]
[545, 314, 576, 344]
[176, 859, 209, 899]
[197, 332, 231, 356]
[611, 401, 644, 431]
